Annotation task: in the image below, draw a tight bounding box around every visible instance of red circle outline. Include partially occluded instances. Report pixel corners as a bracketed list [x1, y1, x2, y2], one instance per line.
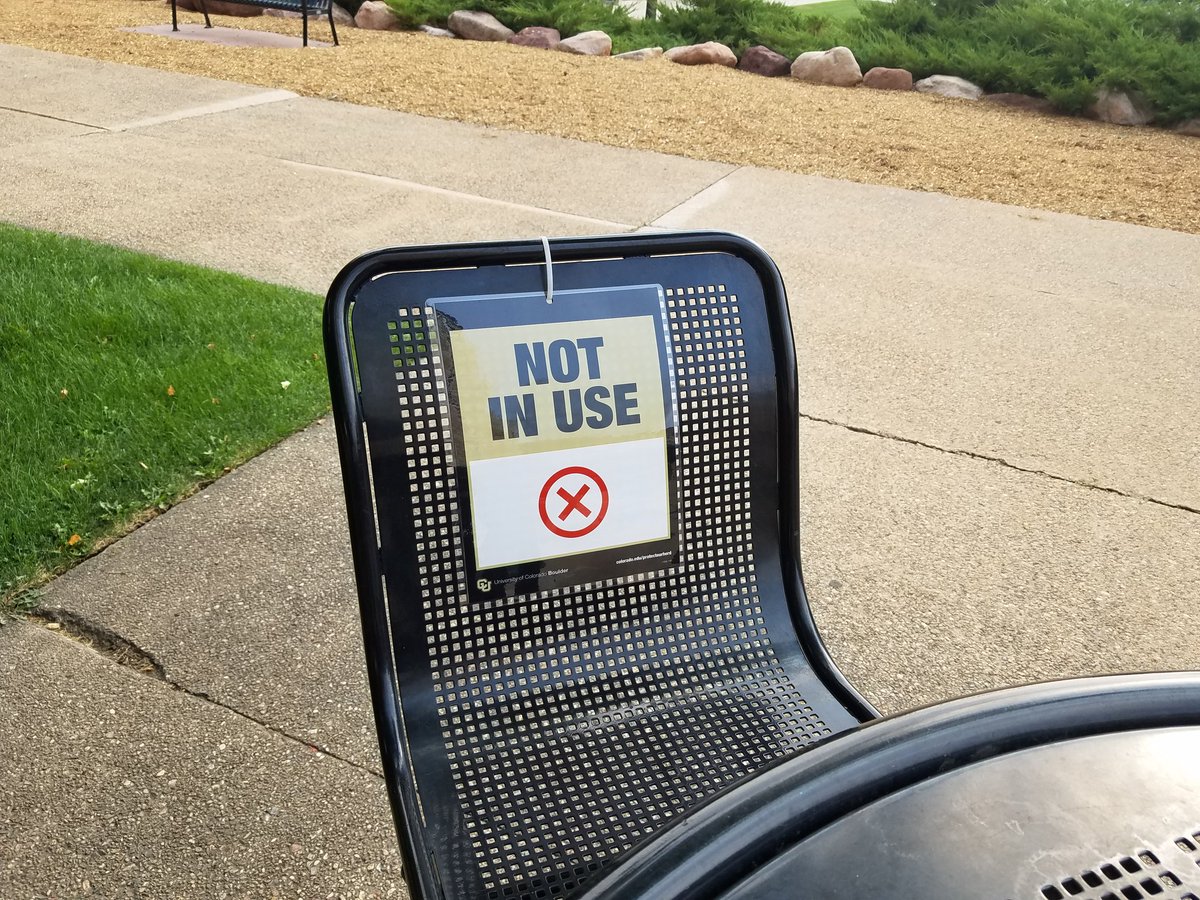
[538, 466, 609, 538]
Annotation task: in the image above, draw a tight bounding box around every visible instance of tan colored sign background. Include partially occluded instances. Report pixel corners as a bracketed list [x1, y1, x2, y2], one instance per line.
[451, 316, 665, 463]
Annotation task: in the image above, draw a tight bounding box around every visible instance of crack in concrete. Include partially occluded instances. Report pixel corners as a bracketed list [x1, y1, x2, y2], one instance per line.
[801, 413, 1200, 517]
[27, 410, 1193, 793]
[34, 609, 385, 781]
[36, 608, 164, 677]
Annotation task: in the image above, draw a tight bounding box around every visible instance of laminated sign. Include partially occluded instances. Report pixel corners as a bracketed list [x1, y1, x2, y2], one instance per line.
[429, 285, 679, 599]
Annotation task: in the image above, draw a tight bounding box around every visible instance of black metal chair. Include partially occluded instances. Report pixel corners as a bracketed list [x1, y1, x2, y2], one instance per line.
[171, 0, 338, 47]
[324, 232, 878, 900]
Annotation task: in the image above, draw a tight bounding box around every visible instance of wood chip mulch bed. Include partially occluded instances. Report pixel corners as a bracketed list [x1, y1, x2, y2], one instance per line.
[4, 0, 1200, 235]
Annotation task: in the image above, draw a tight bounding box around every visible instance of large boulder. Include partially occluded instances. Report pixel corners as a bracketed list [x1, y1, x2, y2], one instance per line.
[508, 26, 560, 49]
[737, 45, 790, 77]
[354, 0, 400, 29]
[557, 30, 612, 56]
[665, 41, 737, 67]
[790, 47, 862, 87]
[447, 9, 514, 41]
[862, 66, 912, 91]
[1177, 119, 1200, 137]
[1089, 88, 1154, 126]
[982, 92, 1056, 114]
[175, 0, 261, 15]
[614, 47, 663, 61]
[914, 74, 983, 100]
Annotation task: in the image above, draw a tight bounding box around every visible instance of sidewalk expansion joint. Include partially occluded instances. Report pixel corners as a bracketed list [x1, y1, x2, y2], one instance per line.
[279, 159, 635, 230]
[801, 412, 1200, 517]
[648, 167, 743, 228]
[34, 608, 385, 782]
[2, 91, 295, 134]
[0, 104, 105, 130]
[110, 90, 297, 133]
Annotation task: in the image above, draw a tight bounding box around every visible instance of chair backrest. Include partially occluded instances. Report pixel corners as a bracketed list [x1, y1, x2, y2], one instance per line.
[324, 232, 876, 900]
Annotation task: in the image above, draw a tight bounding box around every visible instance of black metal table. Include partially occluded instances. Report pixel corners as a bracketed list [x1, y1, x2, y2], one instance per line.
[723, 726, 1200, 900]
[582, 673, 1200, 900]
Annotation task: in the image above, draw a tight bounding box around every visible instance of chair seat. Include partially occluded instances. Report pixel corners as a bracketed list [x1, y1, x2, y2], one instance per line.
[434, 593, 859, 896]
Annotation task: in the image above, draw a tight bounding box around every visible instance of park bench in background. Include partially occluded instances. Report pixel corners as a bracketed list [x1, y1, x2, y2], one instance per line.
[171, 0, 338, 47]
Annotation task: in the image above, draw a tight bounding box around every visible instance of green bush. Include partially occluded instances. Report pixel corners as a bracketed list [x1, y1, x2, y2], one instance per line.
[841, 0, 1200, 122]
[386, 0, 633, 33]
[385, 0, 458, 27]
[657, 0, 806, 54]
[387, 0, 1200, 125]
[382, 0, 686, 51]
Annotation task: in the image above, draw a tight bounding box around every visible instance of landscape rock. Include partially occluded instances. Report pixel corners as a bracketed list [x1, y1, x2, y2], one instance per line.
[614, 47, 663, 61]
[1089, 88, 1154, 126]
[790, 46, 862, 87]
[983, 92, 1056, 114]
[1177, 119, 1200, 137]
[447, 9, 514, 41]
[862, 66, 913, 91]
[418, 24, 457, 37]
[332, 2, 354, 24]
[557, 30, 612, 56]
[265, 3, 354, 25]
[737, 45, 790, 77]
[174, 0, 261, 16]
[914, 74, 984, 100]
[354, 0, 400, 30]
[665, 41, 737, 67]
[508, 26, 560, 49]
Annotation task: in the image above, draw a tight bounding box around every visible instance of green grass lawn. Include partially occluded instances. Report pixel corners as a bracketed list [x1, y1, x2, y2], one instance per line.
[0, 224, 329, 602]
[787, 0, 867, 21]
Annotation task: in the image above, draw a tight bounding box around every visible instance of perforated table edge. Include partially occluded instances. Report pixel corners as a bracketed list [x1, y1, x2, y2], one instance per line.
[578, 671, 1200, 900]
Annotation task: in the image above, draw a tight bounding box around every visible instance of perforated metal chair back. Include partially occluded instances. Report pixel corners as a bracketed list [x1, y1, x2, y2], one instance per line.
[324, 232, 876, 900]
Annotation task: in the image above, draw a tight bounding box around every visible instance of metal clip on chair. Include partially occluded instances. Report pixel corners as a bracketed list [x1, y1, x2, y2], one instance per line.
[324, 232, 878, 900]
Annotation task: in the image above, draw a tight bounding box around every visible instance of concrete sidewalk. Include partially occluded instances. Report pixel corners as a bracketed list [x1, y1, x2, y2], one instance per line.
[2, 42, 1198, 899]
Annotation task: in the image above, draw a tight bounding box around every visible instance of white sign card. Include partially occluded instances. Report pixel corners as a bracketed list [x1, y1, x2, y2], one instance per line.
[428, 285, 678, 599]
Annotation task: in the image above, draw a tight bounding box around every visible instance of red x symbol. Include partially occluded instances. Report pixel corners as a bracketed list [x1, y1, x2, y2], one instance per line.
[538, 466, 609, 538]
[556, 485, 591, 521]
